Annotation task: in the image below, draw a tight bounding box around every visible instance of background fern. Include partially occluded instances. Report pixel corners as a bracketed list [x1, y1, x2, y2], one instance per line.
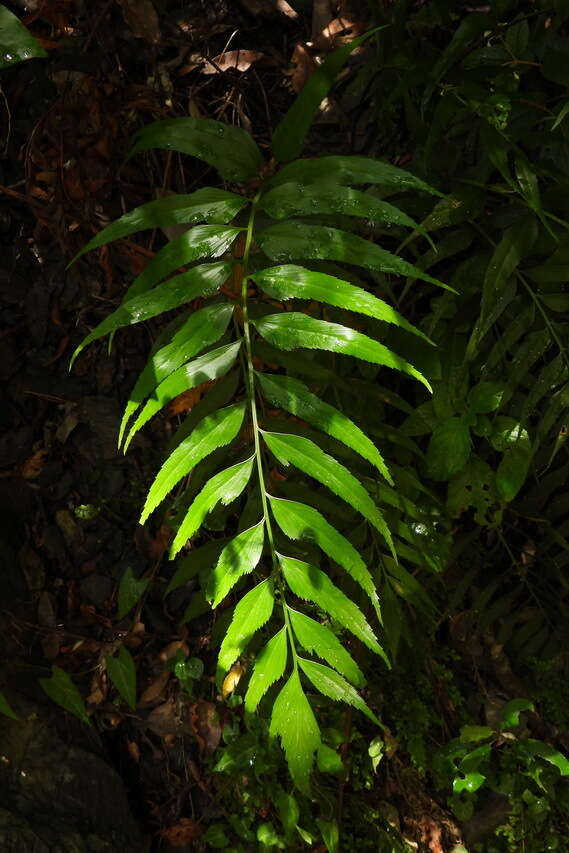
[70, 32, 447, 792]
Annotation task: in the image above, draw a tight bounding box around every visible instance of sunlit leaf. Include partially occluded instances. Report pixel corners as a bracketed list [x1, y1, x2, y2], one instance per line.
[269, 495, 382, 613]
[269, 670, 321, 793]
[280, 555, 388, 662]
[258, 372, 392, 479]
[170, 456, 255, 558]
[141, 403, 246, 522]
[264, 431, 395, 555]
[254, 313, 431, 391]
[71, 260, 232, 366]
[123, 341, 241, 450]
[288, 607, 364, 687]
[258, 223, 450, 291]
[245, 627, 288, 713]
[208, 520, 265, 606]
[298, 657, 378, 724]
[252, 265, 430, 342]
[71, 190, 247, 261]
[120, 304, 234, 447]
[218, 579, 274, 671]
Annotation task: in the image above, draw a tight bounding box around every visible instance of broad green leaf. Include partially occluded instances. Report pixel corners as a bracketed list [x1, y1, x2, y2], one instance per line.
[269, 670, 321, 793]
[123, 341, 241, 450]
[467, 381, 505, 414]
[245, 627, 288, 713]
[280, 555, 387, 661]
[317, 745, 344, 775]
[496, 446, 531, 502]
[257, 223, 449, 291]
[269, 495, 381, 614]
[298, 657, 378, 724]
[0, 6, 47, 69]
[426, 418, 471, 481]
[275, 788, 300, 838]
[208, 520, 265, 606]
[260, 183, 433, 243]
[264, 432, 395, 555]
[106, 646, 137, 710]
[258, 372, 392, 480]
[122, 225, 239, 305]
[254, 313, 431, 392]
[119, 303, 234, 446]
[71, 189, 247, 261]
[490, 417, 530, 452]
[117, 566, 150, 619]
[288, 607, 364, 687]
[0, 691, 19, 720]
[129, 117, 264, 182]
[272, 30, 379, 162]
[39, 666, 90, 726]
[317, 818, 339, 853]
[71, 260, 232, 366]
[218, 579, 274, 671]
[500, 699, 534, 730]
[167, 539, 228, 594]
[140, 403, 246, 523]
[252, 265, 430, 343]
[266, 155, 440, 196]
[517, 740, 569, 775]
[170, 456, 254, 557]
[459, 725, 494, 743]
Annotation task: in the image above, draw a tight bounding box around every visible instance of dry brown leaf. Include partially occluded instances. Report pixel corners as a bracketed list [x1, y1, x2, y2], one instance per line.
[189, 700, 222, 754]
[202, 49, 263, 75]
[127, 740, 140, 763]
[236, 0, 297, 18]
[159, 640, 189, 663]
[222, 663, 244, 698]
[290, 43, 318, 93]
[147, 698, 180, 736]
[139, 672, 170, 705]
[117, 0, 160, 43]
[168, 382, 211, 415]
[161, 818, 203, 846]
[21, 447, 47, 479]
[315, 16, 364, 49]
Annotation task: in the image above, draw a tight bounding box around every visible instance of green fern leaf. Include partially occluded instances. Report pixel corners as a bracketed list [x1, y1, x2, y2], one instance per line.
[123, 341, 241, 450]
[218, 579, 274, 671]
[252, 264, 431, 342]
[266, 155, 440, 196]
[260, 183, 433, 245]
[258, 372, 392, 479]
[269, 495, 381, 615]
[129, 117, 264, 182]
[170, 456, 254, 558]
[254, 313, 431, 391]
[269, 670, 321, 794]
[140, 403, 246, 523]
[122, 226, 240, 304]
[208, 520, 265, 607]
[258, 223, 450, 291]
[119, 304, 234, 446]
[280, 555, 389, 663]
[264, 432, 395, 555]
[71, 260, 233, 366]
[298, 657, 378, 724]
[244, 627, 288, 713]
[288, 607, 364, 687]
[72, 189, 247, 261]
